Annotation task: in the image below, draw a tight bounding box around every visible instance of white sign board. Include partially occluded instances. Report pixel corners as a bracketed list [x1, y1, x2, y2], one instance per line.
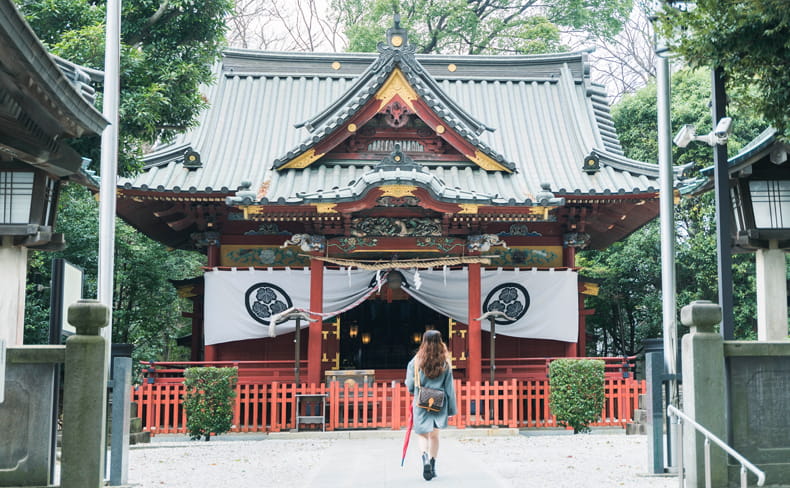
[0, 339, 6, 404]
[60, 262, 83, 334]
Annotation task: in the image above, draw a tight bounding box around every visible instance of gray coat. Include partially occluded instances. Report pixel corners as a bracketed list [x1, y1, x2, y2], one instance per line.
[405, 357, 457, 434]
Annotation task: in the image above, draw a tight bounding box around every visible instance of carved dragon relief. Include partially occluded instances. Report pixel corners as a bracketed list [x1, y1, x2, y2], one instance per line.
[350, 217, 441, 237]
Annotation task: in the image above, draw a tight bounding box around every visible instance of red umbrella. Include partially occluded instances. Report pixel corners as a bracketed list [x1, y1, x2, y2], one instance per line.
[401, 403, 414, 466]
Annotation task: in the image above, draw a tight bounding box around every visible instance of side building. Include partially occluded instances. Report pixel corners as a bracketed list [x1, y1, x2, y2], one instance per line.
[0, 0, 106, 346]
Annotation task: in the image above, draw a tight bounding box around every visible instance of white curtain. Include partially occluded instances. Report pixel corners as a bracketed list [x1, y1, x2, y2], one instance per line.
[203, 267, 578, 345]
[203, 268, 377, 345]
[398, 268, 578, 342]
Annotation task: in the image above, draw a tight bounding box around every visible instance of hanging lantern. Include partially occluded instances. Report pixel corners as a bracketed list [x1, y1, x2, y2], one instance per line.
[361, 332, 371, 345]
[412, 332, 421, 344]
[349, 324, 359, 338]
[386, 270, 403, 290]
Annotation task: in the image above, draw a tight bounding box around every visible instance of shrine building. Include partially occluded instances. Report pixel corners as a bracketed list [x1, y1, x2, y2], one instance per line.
[117, 23, 661, 386]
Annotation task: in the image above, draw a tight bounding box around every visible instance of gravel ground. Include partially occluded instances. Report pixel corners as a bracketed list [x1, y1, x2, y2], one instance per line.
[128, 439, 333, 487]
[460, 434, 674, 488]
[127, 431, 676, 488]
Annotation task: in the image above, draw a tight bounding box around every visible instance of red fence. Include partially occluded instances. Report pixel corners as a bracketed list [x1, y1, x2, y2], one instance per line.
[140, 356, 637, 384]
[131, 378, 645, 435]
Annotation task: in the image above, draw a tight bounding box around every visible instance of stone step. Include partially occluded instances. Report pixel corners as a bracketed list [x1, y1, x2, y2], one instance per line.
[633, 408, 647, 424]
[129, 417, 143, 433]
[129, 431, 151, 445]
[625, 422, 646, 435]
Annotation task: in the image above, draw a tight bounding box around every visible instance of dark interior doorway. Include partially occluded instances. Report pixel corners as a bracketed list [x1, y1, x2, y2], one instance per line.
[339, 295, 448, 370]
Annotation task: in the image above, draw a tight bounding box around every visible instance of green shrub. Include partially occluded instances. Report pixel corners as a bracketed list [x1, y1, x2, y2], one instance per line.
[549, 359, 605, 434]
[183, 367, 238, 441]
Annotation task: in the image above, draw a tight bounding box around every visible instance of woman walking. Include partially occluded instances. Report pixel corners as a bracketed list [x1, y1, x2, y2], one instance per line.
[405, 330, 457, 481]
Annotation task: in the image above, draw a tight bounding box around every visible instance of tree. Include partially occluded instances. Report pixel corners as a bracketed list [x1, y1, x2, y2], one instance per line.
[24, 185, 205, 365]
[584, 1, 656, 101]
[579, 67, 766, 356]
[227, 0, 345, 51]
[611, 68, 766, 167]
[655, 0, 790, 135]
[333, 0, 633, 55]
[15, 0, 233, 174]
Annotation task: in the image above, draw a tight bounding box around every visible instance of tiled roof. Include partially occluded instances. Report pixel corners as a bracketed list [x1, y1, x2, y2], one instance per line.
[121, 47, 659, 202]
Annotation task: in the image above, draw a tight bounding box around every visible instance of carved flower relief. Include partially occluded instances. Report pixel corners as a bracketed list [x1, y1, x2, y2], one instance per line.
[383, 100, 412, 128]
[258, 249, 276, 264]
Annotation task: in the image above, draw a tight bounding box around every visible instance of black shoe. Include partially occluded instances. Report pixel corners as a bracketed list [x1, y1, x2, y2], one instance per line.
[422, 452, 433, 481]
[430, 458, 436, 478]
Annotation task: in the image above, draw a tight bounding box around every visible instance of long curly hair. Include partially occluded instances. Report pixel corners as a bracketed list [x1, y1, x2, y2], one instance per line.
[415, 330, 449, 379]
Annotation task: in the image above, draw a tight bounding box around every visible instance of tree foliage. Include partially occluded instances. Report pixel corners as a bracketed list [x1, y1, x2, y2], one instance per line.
[655, 0, 790, 135]
[15, 0, 233, 174]
[611, 68, 766, 167]
[24, 185, 205, 364]
[579, 68, 765, 356]
[333, 0, 633, 55]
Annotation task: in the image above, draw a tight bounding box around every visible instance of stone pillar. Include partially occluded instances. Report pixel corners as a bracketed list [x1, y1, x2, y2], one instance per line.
[755, 246, 788, 341]
[680, 300, 727, 488]
[110, 356, 132, 486]
[60, 299, 109, 488]
[645, 349, 665, 474]
[0, 241, 27, 346]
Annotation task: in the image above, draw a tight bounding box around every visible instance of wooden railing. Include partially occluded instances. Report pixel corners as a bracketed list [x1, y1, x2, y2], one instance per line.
[131, 378, 645, 435]
[139, 360, 308, 384]
[140, 356, 637, 384]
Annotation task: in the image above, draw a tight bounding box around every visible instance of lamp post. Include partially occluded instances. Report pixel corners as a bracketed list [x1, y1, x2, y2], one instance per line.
[269, 308, 317, 385]
[0, 167, 65, 346]
[727, 132, 790, 340]
[711, 68, 735, 340]
[476, 310, 514, 426]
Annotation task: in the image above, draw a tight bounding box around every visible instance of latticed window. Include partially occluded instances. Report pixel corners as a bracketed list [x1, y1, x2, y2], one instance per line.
[749, 180, 790, 229]
[0, 171, 34, 224]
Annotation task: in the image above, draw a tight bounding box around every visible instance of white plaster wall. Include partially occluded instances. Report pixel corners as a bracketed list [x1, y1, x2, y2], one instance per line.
[0, 244, 27, 346]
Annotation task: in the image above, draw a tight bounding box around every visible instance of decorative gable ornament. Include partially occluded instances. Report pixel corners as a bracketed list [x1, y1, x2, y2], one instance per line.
[274, 18, 515, 174]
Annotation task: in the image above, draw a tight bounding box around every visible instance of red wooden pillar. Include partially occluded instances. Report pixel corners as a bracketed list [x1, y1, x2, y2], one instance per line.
[207, 242, 220, 268]
[467, 263, 482, 384]
[204, 344, 218, 362]
[203, 241, 221, 362]
[563, 243, 579, 357]
[307, 257, 324, 384]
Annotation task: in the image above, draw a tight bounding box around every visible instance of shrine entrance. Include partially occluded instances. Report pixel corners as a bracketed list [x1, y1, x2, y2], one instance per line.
[338, 294, 448, 371]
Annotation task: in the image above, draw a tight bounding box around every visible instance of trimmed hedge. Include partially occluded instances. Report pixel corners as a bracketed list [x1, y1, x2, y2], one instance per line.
[549, 359, 605, 434]
[183, 367, 238, 441]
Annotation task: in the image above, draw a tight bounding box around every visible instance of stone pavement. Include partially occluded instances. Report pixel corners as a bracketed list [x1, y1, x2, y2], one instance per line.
[128, 428, 676, 488]
[300, 429, 512, 488]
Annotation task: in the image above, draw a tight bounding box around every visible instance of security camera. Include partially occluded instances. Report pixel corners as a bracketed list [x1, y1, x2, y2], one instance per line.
[673, 124, 696, 148]
[714, 117, 732, 138]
